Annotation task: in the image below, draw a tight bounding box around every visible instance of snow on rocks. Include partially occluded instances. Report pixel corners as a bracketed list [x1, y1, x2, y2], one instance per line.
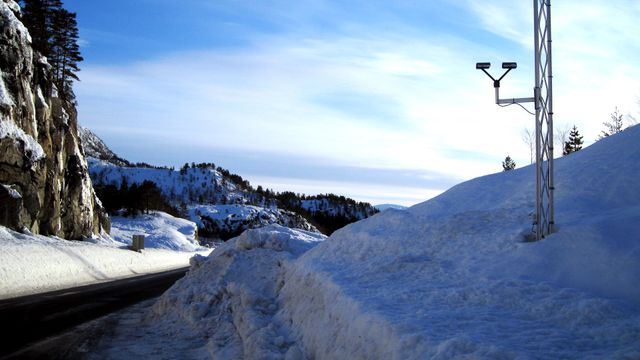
[0, 70, 14, 109]
[1, 183, 21, 198]
[0, 1, 31, 45]
[0, 119, 45, 162]
[189, 204, 318, 239]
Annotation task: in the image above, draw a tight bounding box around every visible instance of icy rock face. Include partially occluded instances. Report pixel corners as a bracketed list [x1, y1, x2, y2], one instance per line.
[0, 1, 109, 239]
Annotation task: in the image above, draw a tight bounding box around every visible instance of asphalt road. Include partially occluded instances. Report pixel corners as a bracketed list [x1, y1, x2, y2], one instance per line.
[0, 267, 189, 359]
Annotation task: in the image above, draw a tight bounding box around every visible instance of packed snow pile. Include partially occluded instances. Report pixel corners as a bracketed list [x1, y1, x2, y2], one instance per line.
[89, 225, 325, 359]
[97, 125, 640, 359]
[0, 211, 210, 299]
[110, 211, 202, 252]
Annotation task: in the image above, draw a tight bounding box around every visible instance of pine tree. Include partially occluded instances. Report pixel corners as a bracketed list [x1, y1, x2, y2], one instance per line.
[563, 125, 584, 155]
[19, 0, 82, 99]
[502, 156, 516, 171]
[19, 0, 62, 57]
[599, 107, 625, 139]
[50, 8, 83, 99]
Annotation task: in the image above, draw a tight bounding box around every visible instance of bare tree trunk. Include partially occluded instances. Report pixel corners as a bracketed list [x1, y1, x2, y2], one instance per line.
[521, 128, 534, 164]
[555, 124, 570, 155]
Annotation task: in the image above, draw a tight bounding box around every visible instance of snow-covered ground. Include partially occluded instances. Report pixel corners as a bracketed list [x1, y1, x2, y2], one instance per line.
[0, 211, 211, 300]
[110, 211, 203, 252]
[86, 125, 640, 359]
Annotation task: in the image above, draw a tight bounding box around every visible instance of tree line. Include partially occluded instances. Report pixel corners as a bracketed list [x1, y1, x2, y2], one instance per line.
[503, 107, 636, 171]
[94, 178, 180, 218]
[91, 161, 380, 236]
[19, 0, 83, 100]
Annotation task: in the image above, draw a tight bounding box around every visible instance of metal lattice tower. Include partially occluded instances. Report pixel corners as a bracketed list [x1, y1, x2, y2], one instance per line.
[533, 0, 554, 240]
[476, 0, 554, 241]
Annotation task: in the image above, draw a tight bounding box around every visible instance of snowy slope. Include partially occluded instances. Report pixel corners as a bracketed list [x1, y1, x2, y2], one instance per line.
[98, 125, 640, 359]
[0, 212, 210, 299]
[278, 125, 640, 358]
[88, 158, 244, 205]
[109, 211, 202, 252]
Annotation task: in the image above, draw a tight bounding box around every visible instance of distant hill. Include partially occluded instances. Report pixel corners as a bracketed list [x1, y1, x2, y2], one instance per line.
[375, 204, 408, 211]
[79, 127, 378, 239]
[78, 126, 130, 167]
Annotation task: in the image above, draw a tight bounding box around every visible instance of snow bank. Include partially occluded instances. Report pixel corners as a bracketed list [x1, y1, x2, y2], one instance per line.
[109, 211, 203, 252]
[277, 125, 640, 358]
[0, 211, 211, 299]
[91, 225, 325, 359]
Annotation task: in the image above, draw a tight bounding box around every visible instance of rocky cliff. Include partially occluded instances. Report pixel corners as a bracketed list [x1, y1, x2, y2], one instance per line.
[0, 1, 109, 239]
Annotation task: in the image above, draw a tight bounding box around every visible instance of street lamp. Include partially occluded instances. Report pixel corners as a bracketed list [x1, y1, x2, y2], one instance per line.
[475, 61, 534, 106]
[475, 0, 555, 241]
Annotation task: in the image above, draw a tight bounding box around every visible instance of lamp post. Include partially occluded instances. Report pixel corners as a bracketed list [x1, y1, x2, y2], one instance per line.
[476, 0, 554, 241]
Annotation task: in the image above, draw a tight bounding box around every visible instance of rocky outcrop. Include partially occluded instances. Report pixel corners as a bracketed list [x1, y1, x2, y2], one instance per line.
[189, 204, 319, 240]
[0, 1, 109, 239]
[78, 126, 130, 167]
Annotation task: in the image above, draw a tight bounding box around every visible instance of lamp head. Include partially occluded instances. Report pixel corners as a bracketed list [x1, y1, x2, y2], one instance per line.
[502, 62, 517, 69]
[476, 62, 491, 70]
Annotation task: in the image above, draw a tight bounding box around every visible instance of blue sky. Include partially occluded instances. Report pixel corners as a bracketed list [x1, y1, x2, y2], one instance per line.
[63, 0, 640, 206]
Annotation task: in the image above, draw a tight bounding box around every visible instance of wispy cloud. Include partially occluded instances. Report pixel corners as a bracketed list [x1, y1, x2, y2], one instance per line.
[78, 32, 517, 175]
